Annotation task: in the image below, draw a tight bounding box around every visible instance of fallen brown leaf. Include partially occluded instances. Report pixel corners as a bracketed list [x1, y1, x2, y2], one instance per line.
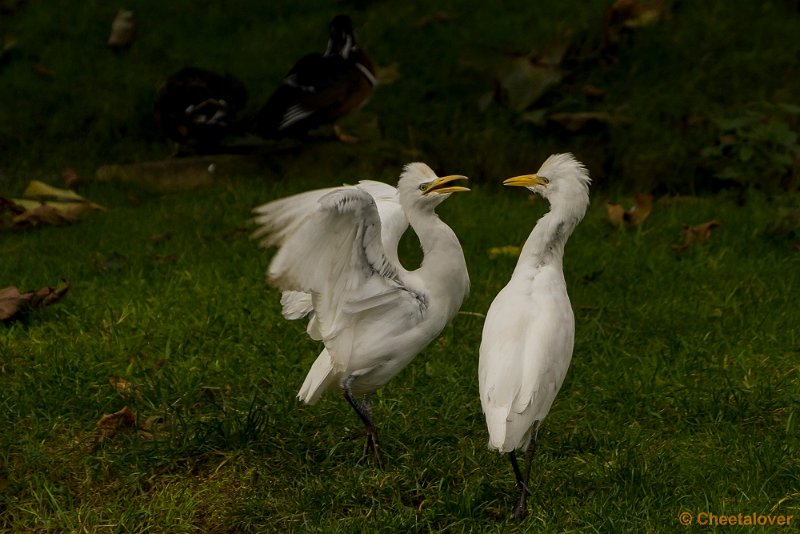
[11, 203, 80, 227]
[672, 220, 722, 252]
[95, 406, 136, 444]
[606, 193, 653, 227]
[0, 197, 25, 217]
[61, 168, 79, 188]
[1, 180, 104, 229]
[582, 84, 606, 99]
[606, 203, 626, 226]
[474, 41, 569, 112]
[141, 414, 168, 433]
[606, 0, 670, 44]
[0, 281, 70, 321]
[109, 376, 141, 398]
[148, 231, 173, 243]
[33, 63, 56, 78]
[108, 9, 136, 48]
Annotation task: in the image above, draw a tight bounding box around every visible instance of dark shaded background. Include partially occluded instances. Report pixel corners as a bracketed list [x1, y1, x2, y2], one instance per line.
[1, 0, 798, 192]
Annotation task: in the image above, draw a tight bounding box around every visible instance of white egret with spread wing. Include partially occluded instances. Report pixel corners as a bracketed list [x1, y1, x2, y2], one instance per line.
[479, 153, 590, 520]
[253, 163, 470, 469]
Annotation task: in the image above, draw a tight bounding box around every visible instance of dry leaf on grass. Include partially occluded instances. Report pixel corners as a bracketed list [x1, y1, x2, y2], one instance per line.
[109, 376, 142, 398]
[499, 56, 563, 112]
[108, 9, 136, 48]
[23, 180, 86, 202]
[11, 203, 83, 227]
[61, 168, 79, 188]
[606, 0, 670, 44]
[0, 180, 104, 229]
[672, 220, 722, 252]
[95, 406, 136, 445]
[0, 281, 70, 321]
[32, 63, 56, 78]
[606, 193, 653, 227]
[138, 415, 169, 441]
[474, 41, 569, 112]
[582, 84, 606, 99]
[148, 231, 173, 243]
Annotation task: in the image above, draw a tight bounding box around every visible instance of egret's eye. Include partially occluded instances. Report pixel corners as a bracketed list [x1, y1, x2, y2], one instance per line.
[541, 177, 550, 185]
[419, 183, 428, 191]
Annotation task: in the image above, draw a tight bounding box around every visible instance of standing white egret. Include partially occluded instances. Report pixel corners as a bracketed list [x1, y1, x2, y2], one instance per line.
[253, 163, 470, 469]
[479, 153, 590, 520]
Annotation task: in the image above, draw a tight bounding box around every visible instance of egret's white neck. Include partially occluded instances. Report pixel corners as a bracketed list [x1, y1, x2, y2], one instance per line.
[518, 201, 585, 271]
[407, 207, 469, 316]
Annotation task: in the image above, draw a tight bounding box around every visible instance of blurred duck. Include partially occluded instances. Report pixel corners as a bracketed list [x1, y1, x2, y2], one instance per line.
[253, 15, 377, 143]
[154, 67, 248, 153]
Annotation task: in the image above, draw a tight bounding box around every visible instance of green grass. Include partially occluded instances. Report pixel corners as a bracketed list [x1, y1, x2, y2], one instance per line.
[2, 0, 800, 531]
[1, 174, 799, 531]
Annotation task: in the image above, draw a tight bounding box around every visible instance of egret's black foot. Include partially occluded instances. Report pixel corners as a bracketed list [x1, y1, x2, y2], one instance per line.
[511, 507, 529, 522]
[342, 377, 385, 470]
[510, 484, 530, 521]
[365, 428, 385, 470]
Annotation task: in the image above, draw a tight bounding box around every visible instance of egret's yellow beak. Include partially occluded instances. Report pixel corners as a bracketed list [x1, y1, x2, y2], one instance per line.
[503, 174, 547, 188]
[424, 175, 470, 195]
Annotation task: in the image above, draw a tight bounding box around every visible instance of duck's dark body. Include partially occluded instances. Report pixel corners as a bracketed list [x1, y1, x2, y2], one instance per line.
[253, 15, 376, 140]
[154, 67, 248, 150]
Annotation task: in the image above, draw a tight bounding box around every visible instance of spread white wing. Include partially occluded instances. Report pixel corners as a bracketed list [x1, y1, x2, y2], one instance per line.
[252, 186, 339, 248]
[354, 180, 407, 266]
[255, 186, 424, 371]
[253, 181, 408, 321]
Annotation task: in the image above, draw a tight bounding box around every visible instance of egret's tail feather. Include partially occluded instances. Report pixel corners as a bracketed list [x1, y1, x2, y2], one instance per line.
[297, 349, 338, 405]
[484, 405, 512, 452]
[485, 405, 538, 453]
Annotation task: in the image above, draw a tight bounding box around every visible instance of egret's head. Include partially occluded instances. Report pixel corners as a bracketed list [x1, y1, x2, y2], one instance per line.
[327, 14, 356, 58]
[397, 163, 470, 211]
[504, 153, 590, 211]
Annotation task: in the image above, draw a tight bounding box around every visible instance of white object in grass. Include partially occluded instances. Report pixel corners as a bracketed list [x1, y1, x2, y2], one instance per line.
[252, 163, 470, 469]
[479, 153, 591, 520]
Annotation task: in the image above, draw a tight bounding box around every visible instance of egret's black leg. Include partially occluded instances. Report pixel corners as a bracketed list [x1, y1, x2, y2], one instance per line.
[342, 376, 385, 470]
[508, 451, 528, 521]
[510, 422, 540, 521]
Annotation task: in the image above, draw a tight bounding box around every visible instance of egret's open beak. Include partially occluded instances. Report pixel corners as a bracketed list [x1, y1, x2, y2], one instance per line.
[503, 174, 547, 188]
[424, 175, 470, 195]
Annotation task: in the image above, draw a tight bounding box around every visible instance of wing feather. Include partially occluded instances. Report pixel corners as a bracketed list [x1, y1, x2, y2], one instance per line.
[263, 186, 424, 370]
[356, 180, 407, 266]
[252, 186, 339, 247]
